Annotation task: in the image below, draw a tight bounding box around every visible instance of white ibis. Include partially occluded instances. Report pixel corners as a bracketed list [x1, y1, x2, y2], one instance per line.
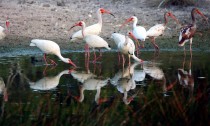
[120, 16, 147, 50]
[71, 78, 109, 104]
[0, 18, 10, 40]
[146, 12, 179, 51]
[111, 32, 143, 65]
[71, 70, 96, 83]
[117, 78, 136, 105]
[29, 70, 71, 90]
[110, 63, 140, 105]
[178, 8, 208, 51]
[69, 8, 115, 41]
[0, 77, 8, 102]
[143, 63, 165, 80]
[30, 39, 76, 67]
[69, 21, 111, 62]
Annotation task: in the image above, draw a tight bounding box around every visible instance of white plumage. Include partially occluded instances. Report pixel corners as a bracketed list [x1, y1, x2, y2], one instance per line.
[75, 78, 110, 104]
[111, 32, 143, 63]
[0, 26, 6, 40]
[146, 12, 179, 51]
[71, 70, 96, 83]
[29, 70, 70, 90]
[143, 63, 164, 80]
[146, 24, 166, 37]
[70, 21, 111, 60]
[30, 39, 76, 66]
[84, 34, 111, 50]
[121, 16, 147, 42]
[111, 63, 141, 105]
[69, 8, 114, 42]
[70, 23, 101, 41]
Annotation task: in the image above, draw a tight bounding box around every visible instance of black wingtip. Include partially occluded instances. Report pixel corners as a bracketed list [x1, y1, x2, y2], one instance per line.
[108, 45, 111, 48]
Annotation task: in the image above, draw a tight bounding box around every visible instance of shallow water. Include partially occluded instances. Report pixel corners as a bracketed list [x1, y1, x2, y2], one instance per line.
[0, 51, 209, 125]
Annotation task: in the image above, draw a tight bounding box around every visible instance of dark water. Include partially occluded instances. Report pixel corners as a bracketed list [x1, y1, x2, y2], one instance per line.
[0, 51, 209, 125]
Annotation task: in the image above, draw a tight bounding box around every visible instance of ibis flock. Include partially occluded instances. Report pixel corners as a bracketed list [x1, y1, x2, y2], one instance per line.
[0, 8, 208, 67]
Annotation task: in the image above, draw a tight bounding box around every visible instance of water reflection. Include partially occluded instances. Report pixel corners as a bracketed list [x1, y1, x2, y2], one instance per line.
[70, 62, 110, 104]
[29, 70, 71, 91]
[0, 51, 209, 125]
[111, 62, 143, 104]
[0, 77, 7, 102]
[178, 52, 194, 97]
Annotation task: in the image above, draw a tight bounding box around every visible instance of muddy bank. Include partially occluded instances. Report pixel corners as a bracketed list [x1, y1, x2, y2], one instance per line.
[0, 0, 210, 54]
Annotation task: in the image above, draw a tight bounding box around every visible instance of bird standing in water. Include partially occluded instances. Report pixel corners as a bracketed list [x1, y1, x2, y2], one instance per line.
[178, 8, 208, 51]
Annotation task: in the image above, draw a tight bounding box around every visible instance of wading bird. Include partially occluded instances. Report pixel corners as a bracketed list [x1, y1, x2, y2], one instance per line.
[111, 32, 143, 66]
[120, 16, 147, 51]
[69, 21, 111, 62]
[69, 8, 115, 42]
[178, 8, 208, 51]
[29, 70, 71, 90]
[146, 12, 179, 51]
[30, 39, 76, 67]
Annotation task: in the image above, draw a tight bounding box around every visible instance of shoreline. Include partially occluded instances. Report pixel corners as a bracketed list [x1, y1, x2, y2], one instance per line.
[0, 0, 210, 56]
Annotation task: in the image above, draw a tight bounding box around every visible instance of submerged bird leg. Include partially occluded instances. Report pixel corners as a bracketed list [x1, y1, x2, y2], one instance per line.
[135, 42, 139, 57]
[85, 44, 90, 58]
[43, 54, 49, 65]
[42, 65, 57, 76]
[49, 59, 57, 66]
[43, 54, 57, 66]
[93, 49, 102, 63]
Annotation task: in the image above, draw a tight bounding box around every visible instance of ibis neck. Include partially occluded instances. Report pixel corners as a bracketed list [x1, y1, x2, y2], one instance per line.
[163, 13, 168, 26]
[57, 53, 68, 63]
[191, 10, 196, 25]
[95, 88, 101, 104]
[131, 54, 142, 62]
[79, 87, 85, 102]
[57, 70, 69, 78]
[81, 24, 86, 38]
[97, 11, 103, 26]
[133, 19, 138, 28]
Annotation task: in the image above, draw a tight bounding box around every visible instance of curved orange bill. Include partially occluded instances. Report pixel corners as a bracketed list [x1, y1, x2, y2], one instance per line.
[120, 17, 133, 29]
[102, 9, 115, 18]
[169, 13, 180, 25]
[196, 10, 208, 23]
[69, 59, 77, 67]
[68, 22, 81, 31]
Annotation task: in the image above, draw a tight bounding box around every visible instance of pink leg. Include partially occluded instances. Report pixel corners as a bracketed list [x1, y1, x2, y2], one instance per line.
[94, 49, 102, 62]
[190, 38, 193, 51]
[43, 54, 48, 65]
[43, 54, 57, 66]
[135, 42, 139, 57]
[150, 37, 159, 52]
[85, 44, 90, 58]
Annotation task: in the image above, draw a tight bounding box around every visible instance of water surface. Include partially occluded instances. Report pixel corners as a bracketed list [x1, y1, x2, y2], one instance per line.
[0, 51, 209, 125]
